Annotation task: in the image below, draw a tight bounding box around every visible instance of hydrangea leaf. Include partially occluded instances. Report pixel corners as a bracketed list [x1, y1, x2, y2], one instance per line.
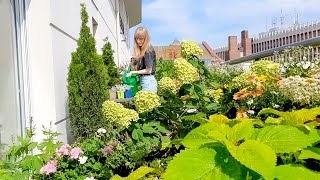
[228, 140, 276, 179]
[182, 123, 229, 149]
[163, 147, 241, 180]
[227, 121, 255, 144]
[258, 107, 320, 126]
[255, 125, 320, 153]
[273, 165, 320, 180]
[299, 147, 320, 160]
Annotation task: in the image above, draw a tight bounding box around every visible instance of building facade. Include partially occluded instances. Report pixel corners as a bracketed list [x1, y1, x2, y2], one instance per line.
[0, 0, 141, 146]
[154, 39, 222, 65]
[215, 22, 320, 61]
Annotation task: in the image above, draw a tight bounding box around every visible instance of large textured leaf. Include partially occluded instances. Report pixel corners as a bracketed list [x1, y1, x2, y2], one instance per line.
[274, 165, 320, 180]
[163, 147, 240, 180]
[255, 125, 320, 153]
[299, 147, 320, 160]
[182, 123, 219, 148]
[112, 166, 154, 180]
[227, 121, 255, 144]
[182, 114, 208, 124]
[228, 140, 276, 179]
[258, 107, 320, 126]
[209, 114, 229, 123]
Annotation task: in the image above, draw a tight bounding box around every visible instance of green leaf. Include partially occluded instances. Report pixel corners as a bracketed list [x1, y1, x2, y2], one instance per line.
[255, 125, 320, 153]
[208, 114, 229, 124]
[163, 148, 236, 180]
[182, 114, 208, 124]
[182, 123, 227, 148]
[258, 107, 320, 126]
[299, 147, 320, 160]
[229, 140, 276, 179]
[132, 129, 143, 141]
[227, 121, 255, 144]
[206, 103, 220, 111]
[127, 166, 154, 180]
[274, 165, 320, 180]
[142, 126, 158, 134]
[161, 136, 171, 150]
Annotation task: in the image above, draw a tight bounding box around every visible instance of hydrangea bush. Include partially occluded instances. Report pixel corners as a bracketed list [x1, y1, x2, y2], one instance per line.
[158, 77, 177, 94]
[134, 91, 161, 113]
[102, 101, 139, 129]
[174, 58, 199, 85]
[181, 40, 203, 59]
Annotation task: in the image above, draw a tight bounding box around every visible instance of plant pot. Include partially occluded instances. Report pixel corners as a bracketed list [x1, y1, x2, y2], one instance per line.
[117, 91, 125, 99]
[125, 89, 132, 98]
[109, 90, 117, 100]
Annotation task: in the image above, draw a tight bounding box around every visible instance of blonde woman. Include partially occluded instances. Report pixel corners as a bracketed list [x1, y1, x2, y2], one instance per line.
[126, 27, 157, 92]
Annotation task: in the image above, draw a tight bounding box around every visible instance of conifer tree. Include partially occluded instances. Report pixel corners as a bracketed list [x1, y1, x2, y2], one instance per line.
[67, 4, 109, 139]
[102, 41, 120, 87]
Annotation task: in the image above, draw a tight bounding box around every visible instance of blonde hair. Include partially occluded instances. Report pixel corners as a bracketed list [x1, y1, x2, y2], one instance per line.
[133, 27, 151, 59]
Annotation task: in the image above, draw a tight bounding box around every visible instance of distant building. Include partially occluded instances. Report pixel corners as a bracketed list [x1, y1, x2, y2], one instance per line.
[214, 21, 320, 61]
[154, 39, 222, 65]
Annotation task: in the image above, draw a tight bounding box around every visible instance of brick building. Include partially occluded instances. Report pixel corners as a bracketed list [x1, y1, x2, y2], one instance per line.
[215, 21, 320, 61]
[154, 39, 222, 65]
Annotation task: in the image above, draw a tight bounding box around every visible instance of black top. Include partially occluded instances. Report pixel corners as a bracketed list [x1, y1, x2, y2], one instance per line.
[137, 46, 156, 75]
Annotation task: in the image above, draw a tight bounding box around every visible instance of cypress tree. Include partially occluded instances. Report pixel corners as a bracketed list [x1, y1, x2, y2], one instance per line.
[102, 41, 120, 87]
[67, 4, 109, 139]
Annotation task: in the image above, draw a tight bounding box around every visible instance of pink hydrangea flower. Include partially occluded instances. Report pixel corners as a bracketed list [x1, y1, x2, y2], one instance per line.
[40, 160, 58, 175]
[69, 147, 83, 159]
[56, 144, 70, 157]
[101, 145, 113, 156]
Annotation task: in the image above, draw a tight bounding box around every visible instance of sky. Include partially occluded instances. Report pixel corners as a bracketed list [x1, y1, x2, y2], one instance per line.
[130, 0, 320, 49]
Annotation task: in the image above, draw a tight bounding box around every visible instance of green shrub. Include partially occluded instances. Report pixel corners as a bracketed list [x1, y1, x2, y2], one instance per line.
[102, 41, 120, 87]
[67, 4, 110, 139]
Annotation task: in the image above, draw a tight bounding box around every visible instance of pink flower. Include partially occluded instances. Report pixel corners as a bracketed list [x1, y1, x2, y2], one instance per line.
[40, 160, 58, 175]
[69, 147, 83, 159]
[56, 144, 70, 157]
[101, 146, 113, 155]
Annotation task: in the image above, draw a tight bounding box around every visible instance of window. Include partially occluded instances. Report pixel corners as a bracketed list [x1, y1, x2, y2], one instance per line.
[92, 17, 98, 37]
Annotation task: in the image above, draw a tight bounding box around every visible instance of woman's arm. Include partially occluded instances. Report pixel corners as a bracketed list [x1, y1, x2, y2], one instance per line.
[126, 68, 152, 77]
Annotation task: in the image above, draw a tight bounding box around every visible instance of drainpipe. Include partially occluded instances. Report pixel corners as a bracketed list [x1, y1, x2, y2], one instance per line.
[115, 0, 121, 67]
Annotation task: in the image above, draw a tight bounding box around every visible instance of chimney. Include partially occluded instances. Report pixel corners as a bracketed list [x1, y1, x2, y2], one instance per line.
[241, 30, 252, 56]
[228, 36, 240, 60]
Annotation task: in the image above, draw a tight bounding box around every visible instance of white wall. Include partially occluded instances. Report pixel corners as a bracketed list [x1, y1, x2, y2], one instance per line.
[0, 0, 20, 146]
[40, 0, 132, 142]
[26, 0, 57, 143]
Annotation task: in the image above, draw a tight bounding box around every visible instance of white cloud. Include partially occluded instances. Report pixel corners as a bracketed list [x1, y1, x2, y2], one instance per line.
[139, 0, 320, 47]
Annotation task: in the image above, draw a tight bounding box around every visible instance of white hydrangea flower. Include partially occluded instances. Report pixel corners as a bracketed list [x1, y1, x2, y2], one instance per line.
[79, 156, 88, 164]
[97, 128, 106, 134]
[247, 99, 254, 105]
[247, 110, 255, 115]
[84, 177, 95, 180]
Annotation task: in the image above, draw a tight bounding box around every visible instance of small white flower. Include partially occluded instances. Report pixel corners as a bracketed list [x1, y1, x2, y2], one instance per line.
[187, 109, 197, 113]
[79, 156, 88, 164]
[247, 110, 255, 115]
[84, 177, 95, 180]
[296, 62, 301, 67]
[303, 62, 311, 69]
[97, 128, 106, 134]
[273, 104, 280, 109]
[246, 99, 254, 105]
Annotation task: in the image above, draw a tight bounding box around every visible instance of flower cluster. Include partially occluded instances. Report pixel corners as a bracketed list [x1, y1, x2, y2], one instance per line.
[134, 91, 161, 113]
[250, 60, 280, 78]
[174, 58, 199, 84]
[205, 89, 223, 103]
[40, 160, 57, 175]
[230, 71, 257, 89]
[56, 144, 83, 159]
[158, 77, 177, 94]
[278, 76, 320, 105]
[181, 40, 203, 59]
[102, 101, 139, 129]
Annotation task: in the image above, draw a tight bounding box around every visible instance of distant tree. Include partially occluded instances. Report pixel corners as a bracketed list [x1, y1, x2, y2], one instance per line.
[102, 41, 120, 87]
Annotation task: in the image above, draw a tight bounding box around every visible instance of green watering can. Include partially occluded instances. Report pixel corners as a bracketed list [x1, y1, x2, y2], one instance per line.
[122, 67, 139, 97]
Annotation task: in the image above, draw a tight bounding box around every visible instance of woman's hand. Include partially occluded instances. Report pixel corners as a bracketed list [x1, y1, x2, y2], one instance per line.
[126, 72, 133, 77]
